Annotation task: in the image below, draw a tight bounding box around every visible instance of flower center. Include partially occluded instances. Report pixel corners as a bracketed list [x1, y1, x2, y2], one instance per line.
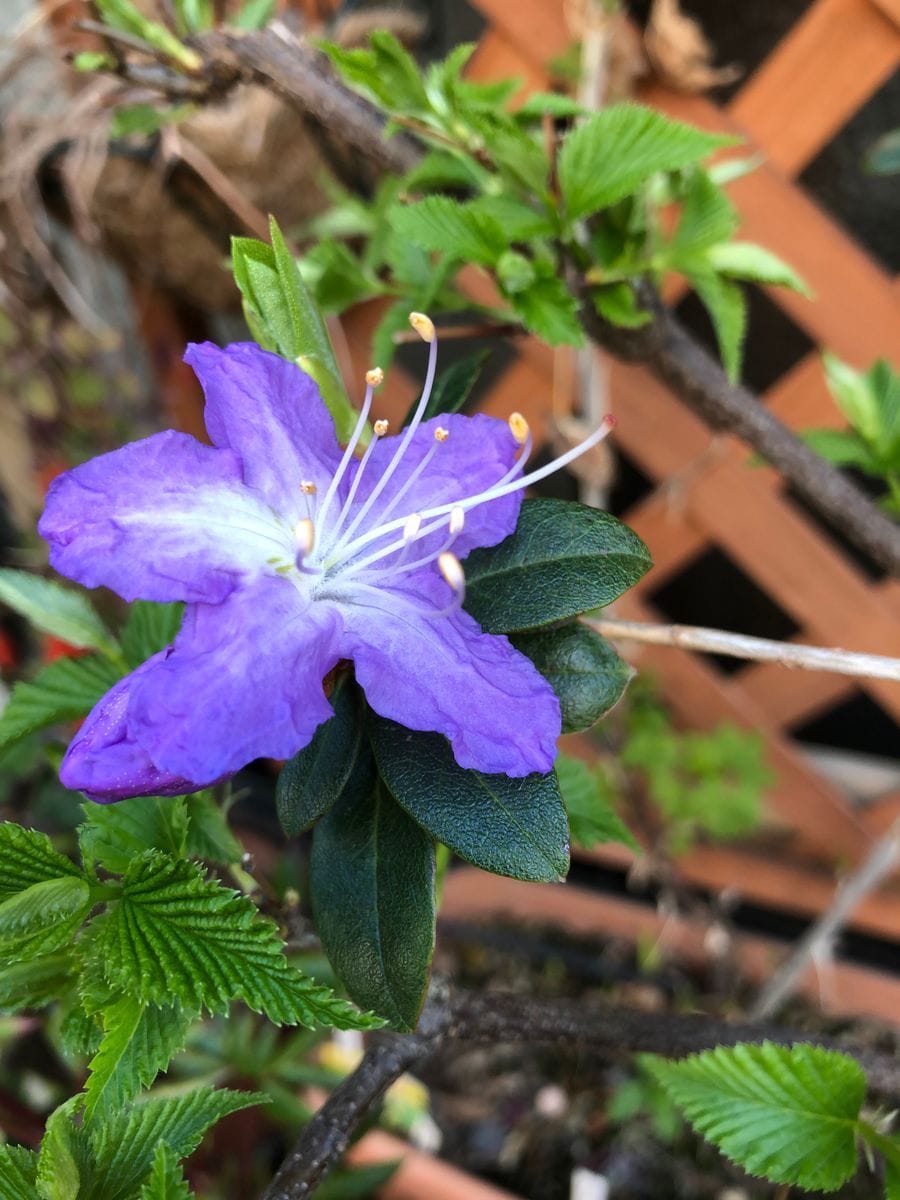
[286, 312, 614, 618]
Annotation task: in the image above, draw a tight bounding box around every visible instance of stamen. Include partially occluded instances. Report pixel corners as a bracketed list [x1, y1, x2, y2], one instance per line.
[317, 375, 376, 529]
[365, 367, 384, 387]
[434, 426, 450, 442]
[508, 412, 529, 445]
[294, 518, 321, 575]
[326, 315, 439, 559]
[373, 419, 390, 437]
[403, 513, 423, 541]
[343, 506, 464, 581]
[300, 481, 317, 494]
[449, 506, 465, 535]
[326, 417, 390, 545]
[439, 551, 464, 594]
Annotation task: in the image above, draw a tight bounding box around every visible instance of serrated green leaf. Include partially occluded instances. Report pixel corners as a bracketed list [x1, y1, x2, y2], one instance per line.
[89, 1087, 261, 1200]
[516, 92, 586, 120]
[277, 677, 366, 837]
[320, 32, 430, 116]
[138, 1145, 190, 1200]
[512, 623, 633, 733]
[393, 197, 507, 266]
[467, 195, 557, 240]
[0, 1145, 38, 1200]
[310, 768, 435, 1031]
[91, 851, 379, 1029]
[80, 796, 189, 874]
[0, 875, 92, 962]
[300, 239, 385, 315]
[121, 602, 184, 669]
[497, 250, 536, 295]
[0, 824, 83, 900]
[671, 170, 738, 254]
[231, 224, 356, 442]
[705, 241, 811, 297]
[558, 104, 733, 222]
[684, 267, 746, 383]
[859, 1129, 900, 1199]
[0, 569, 116, 653]
[370, 716, 569, 883]
[800, 428, 880, 472]
[465, 498, 651, 633]
[94, 0, 201, 70]
[647, 1042, 865, 1193]
[0, 653, 122, 753]
[592, 282, 652, 328]
[36, 1099, 84, 1200]
[0, 952, 75, 1013]
[555, 754, 638, 851]
[85, 996, 193, 1120]
[822, 352, 882, 444]
[183, 793, 243, 864]
[505, 260, 584, 347]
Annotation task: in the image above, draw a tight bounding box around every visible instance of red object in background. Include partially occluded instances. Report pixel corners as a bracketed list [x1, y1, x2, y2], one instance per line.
[0, 629, 16, 671]
[43, 636, 88, 663]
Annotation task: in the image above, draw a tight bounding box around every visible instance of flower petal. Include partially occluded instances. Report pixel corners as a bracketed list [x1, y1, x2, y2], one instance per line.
[340, 590, 560, 776]
[341, 412, 522, 562]
[39, 430, 292, 604]
[60, 654, 204, 802]
[185, 341, 346, 513]
[127, 577, 343, 782]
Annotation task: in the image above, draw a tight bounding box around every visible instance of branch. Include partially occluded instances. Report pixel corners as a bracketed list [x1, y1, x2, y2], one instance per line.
[261, 985, 900, 1199]
[751, 819, 900, 1019]
[588, 617, 900, 681]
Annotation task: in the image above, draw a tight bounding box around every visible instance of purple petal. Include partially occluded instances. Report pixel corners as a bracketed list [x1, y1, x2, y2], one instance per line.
[340, 591, 560, 776]
[343, 412, 522, 560]
[39, 430, 292, 604]
[185, 342, 346, 513]
[127, 577, 342, 782]
[60, 654, 204, 802]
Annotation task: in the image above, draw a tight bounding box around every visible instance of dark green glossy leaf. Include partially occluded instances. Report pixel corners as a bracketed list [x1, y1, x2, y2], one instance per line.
[276, 676, 365, 836]
[370, 717, 569, 883]
[405, 349, 491, 426]
[465, 498, 652, 633]
[512, 623, 633, 733]
[310, 761, 435, 1031]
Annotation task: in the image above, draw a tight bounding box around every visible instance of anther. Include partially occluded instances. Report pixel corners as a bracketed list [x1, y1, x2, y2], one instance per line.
[434, 427, 450, 443]
[373, 419, 390, 437]
[403, 513, 423, 541]
[438, 551, 465, 595]
[365, 367, 384, 387]
[408, 312, 436, 343]
[294, 518, 315, 557]
[508, 412, 530, 446]
[300, 481, 317, 495]
[449, 507, 465, 535]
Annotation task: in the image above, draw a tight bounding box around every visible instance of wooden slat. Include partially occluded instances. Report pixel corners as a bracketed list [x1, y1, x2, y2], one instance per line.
[738, 658, 854, 728]
[618, 491, 706, 585]
[729, 0, 900, 176]
[466, 27, 549, 98]
[442, 869, 900, 1026]
[870, 0, 900, 28]
[466, 0, 571, 69]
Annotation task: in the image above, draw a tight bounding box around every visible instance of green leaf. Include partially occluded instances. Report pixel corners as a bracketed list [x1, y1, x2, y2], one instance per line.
[392, 197, 507, 266]
[370, 717, 569, 883]
[183, 793, 243, 864]
[231, 222, 356, 442]
[0, 823, 83, 900]
[36, 1099, 84, 1200]
[0, 653, 122, 753]
[800, 428, 880, 472]
[233, 0, 276, 30]
[121, 602, 184, 668]
[647, 1042, 865, 1193]
[0, 568, 117, 653]
[277, 676, 365, 836]
[138, 1145, 190, 1200]
[315, 1162, 401, 1200]
[505, 260, 584, 347]
[89, 1087, 261, 1200]
[592, 282, 652, 328]
[684, 267, 746, 383]
[91, 850, 379, 1029]
[555, 754, 637, 851]
[0, 1146, 38, 1200]
[320, 32, 430, 116]
[0, 875, 92, 962]
[705, 241, 811, 297]
[110, 103, 190, 139]
[411, 349, 490, 424]
[80, 796, 189, 874]
[468, 195, 557, 240]
[516, 92, 586, 120]
[859, 1129, 900, 1199]
[464, 498, 652, 633]
[94, 0, 201, 70]
[497, 250, 536, 295]
[310, 767, 435, 1031]
[671, 170, 738, 254]
[300, 239, 385, 314]
[85, 996, 193, 1120]
[822, 352, 882, 444]
[865, 127, 900, 176]
[512, 623, 633, 733]
[558, 104, 733, 222]
[0, 953, 75, 1013]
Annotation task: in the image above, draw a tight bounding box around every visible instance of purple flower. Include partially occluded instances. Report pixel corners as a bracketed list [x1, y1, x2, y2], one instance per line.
[40, 317, 613, 802]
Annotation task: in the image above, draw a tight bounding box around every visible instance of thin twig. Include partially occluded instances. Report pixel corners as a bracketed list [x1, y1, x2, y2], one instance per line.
[589, 617, 900, 681]
[751, 820, 900, 1019]
[260, 985, 900, 1200]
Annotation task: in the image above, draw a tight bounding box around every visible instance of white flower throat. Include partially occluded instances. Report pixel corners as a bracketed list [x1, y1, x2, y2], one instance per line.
[281, 312, 615, 615]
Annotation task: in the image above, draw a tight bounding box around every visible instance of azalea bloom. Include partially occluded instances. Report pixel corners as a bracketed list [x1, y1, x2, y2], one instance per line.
[40, 316, 613, 801]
